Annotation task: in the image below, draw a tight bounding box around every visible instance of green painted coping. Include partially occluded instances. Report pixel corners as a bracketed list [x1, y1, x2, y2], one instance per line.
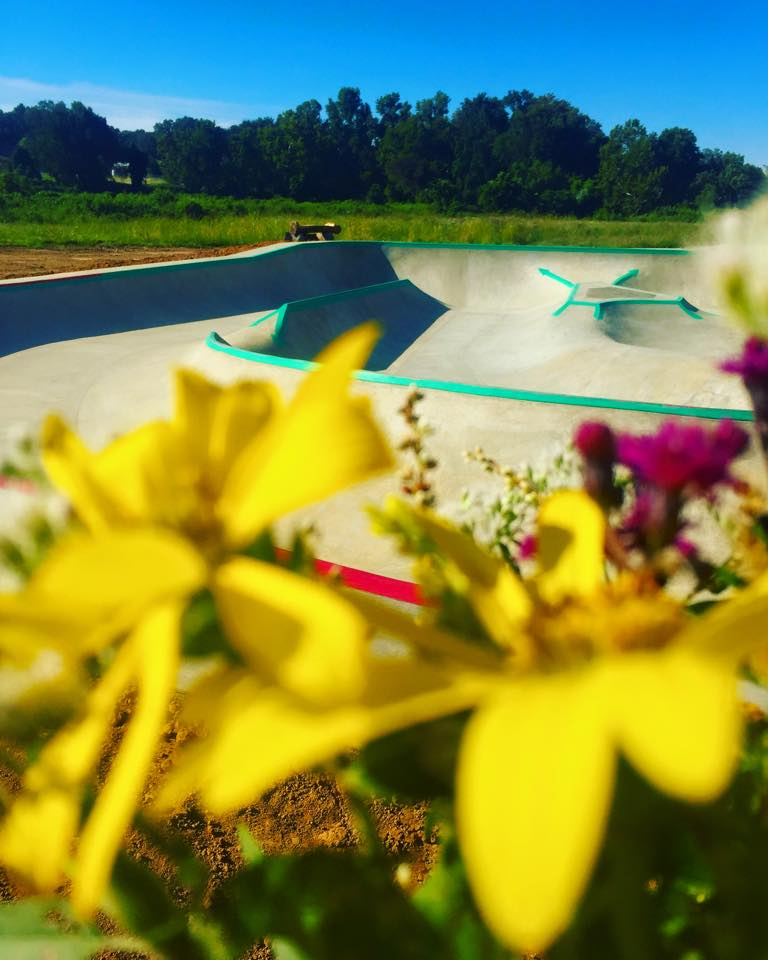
[612, 268, 640, 286]
[206, 331, 752, 424]
[272, 279, 413, 342]
[0, 239, 691, 293]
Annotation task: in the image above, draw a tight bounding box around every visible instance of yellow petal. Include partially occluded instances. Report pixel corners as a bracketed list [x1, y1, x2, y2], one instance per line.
[24, 529, 205, 651]
[174, 369, 280, 492]
[456, 673, 614, 953]
[41, 415, 119, 532]
[683, 569, 768, 663]
[156, 657, 487, 814]
[213, 558, 367, 704]
[599, 647, 741, 801]
[28, 638, 136, 790]
[0, 789, 79, 891]
[93, 421, 187, 523]
[344, 588, 503, 672]
[72, 601, 181, 916]
[219, 326, 392, 545]
[383, 501, 532, 648]
[296, 322, 380, 403]
[0, 636, 136, 891]
[536, 490, 605, 603]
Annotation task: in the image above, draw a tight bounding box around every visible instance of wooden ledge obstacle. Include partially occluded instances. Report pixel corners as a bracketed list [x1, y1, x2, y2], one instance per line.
[284, 221, 342, 242]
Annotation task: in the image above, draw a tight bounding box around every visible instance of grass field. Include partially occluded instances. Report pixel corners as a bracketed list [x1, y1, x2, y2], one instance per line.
[0, 194, 702, 249]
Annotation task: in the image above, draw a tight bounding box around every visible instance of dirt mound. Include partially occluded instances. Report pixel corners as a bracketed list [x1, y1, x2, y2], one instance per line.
[0, 243, 280, 281]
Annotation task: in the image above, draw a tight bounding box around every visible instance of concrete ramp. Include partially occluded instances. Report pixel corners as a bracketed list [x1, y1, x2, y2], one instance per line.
[218, 279, 448, 370]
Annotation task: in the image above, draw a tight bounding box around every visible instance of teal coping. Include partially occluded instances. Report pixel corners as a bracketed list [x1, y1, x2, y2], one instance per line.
[612, 268, 640, 286]
[206, 331, 752, 424]
[0, 239, 691, 293]
[270, 279, 413, 342]
[537, 267, 577, 288]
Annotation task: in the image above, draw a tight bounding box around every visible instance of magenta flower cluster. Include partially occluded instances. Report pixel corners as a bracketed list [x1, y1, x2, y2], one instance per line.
[721, 336, 768, 384]
[616, 420, 749, 495]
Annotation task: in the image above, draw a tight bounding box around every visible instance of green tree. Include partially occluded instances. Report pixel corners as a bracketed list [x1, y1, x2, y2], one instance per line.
[325, 87, 378, 199]
[597, 119, 665, 216]
[23, 101, 119, 190]
[379, 91, 453, 202]
[154, 117, 232, 194]
[694, 148, 765, 207]
[655, 126, 701, 206]
[450, 93, 508, 204]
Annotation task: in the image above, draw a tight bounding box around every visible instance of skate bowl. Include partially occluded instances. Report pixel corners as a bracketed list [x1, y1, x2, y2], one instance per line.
[0, 241, 755, 581]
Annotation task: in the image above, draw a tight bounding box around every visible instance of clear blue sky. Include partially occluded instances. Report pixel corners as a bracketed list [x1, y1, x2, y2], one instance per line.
[2, 0, 766, 166]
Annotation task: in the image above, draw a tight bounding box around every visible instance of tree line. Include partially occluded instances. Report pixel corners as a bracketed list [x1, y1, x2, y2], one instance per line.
[0, 90, 764, 216]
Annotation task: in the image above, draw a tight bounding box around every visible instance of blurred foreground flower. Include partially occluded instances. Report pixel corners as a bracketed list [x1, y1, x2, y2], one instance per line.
[0, 324, 393, 915]
[173, 489, 768, 955]
[710, 193, 768, 335]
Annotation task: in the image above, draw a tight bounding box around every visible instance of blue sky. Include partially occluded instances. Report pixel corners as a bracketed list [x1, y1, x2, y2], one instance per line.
[2, 0, 766, 165]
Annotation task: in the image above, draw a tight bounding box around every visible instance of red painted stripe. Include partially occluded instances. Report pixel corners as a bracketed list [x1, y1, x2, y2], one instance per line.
[274, 547, 424, 605]
[0, 475, 36, 493]
[1, 479, 426, 605]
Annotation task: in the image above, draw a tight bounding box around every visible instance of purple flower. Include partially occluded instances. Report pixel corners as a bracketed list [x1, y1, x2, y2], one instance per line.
[573, 421, 621, 510]
[574, 422, 616, 462]
[721, 336, 768, 382]
[518, 533, 538, 561]
[722, 336, 768, 455]
[617, 420, 749, 496]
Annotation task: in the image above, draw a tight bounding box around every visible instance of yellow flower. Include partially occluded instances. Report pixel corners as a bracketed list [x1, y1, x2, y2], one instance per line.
[41, 322, 392, 556]
[159, 490, 768, 954]
[0, 324, 393, 914]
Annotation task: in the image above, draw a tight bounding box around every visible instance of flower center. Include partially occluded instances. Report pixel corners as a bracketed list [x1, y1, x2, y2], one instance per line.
[526, 577, 685, 670]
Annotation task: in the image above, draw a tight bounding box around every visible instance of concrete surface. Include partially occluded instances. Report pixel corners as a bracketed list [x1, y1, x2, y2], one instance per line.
[0, 241, 756, 579]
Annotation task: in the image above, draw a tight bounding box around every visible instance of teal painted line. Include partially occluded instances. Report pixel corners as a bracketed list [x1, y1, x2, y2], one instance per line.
[560, 296, 703, 322]
[0, 240, 692, 294]
[374, 240, 691, 256]
[538, 267, 577, 288]
[280, 279, 411, 314]
[205, 332, 753, 423]
[271, 304, 289, 341]
[553, 284, 579, 317]
[612, 268, 640, 286]
[248, 307, 281, 329]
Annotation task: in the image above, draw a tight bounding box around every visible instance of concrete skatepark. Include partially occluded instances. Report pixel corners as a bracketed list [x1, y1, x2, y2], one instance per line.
[0, 241, 754, 582]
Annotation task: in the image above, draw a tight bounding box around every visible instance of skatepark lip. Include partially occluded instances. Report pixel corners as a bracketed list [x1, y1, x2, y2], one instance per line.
[0, 239, 757, 587]
[0, 239, 754, 423]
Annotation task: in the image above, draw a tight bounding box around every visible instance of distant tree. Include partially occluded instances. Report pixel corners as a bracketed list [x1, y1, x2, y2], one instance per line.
[10, 143, 39, 180]
[495, 91, 605, 180]
[325, 87, 378, 199]
[450, 93, 508, 204]
[154, 117, 232, 194]
[655, 127, 701, 206]
[374, 92, 411, 137]
[227, 118, 276, 198]
[379, 91, 453, 201]
[694, 148, 765, 207]
[118, 129, 160, 176]
[269, 100, 329, 199]
[597, 119, 665, 216]
[0, 105, 28, 159]
[22, 101, 119, 190]
[486, 91, 605, 213]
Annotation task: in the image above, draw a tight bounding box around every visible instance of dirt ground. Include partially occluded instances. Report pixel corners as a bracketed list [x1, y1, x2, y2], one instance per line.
[0, 243, 279, 281]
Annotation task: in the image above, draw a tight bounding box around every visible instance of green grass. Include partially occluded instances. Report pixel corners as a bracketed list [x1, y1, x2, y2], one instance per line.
[0, 193, 701, 249]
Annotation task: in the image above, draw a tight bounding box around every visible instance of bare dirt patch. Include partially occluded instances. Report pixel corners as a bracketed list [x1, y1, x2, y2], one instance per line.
[0, 243, 280, 281]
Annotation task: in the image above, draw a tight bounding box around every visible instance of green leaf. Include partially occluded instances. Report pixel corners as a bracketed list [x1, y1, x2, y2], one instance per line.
[0, 898, 149, 960]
